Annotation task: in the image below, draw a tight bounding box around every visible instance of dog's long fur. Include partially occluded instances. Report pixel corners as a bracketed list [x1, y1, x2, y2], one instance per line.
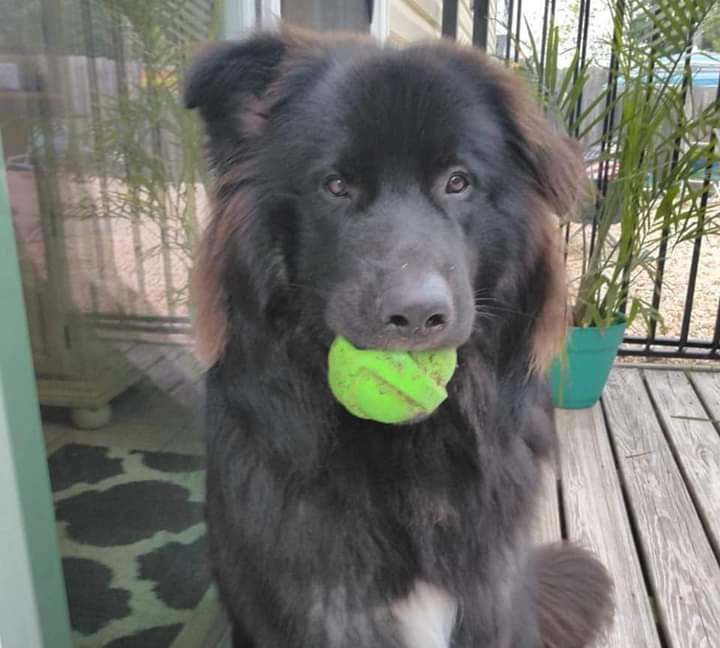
[186, 28, 613, 647]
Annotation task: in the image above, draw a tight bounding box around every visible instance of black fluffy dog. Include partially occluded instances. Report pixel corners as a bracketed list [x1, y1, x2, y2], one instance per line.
[185, 28, 613, 648]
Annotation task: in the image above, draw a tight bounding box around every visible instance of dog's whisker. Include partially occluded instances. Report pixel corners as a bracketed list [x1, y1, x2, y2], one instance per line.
[474, 302, 537, 320]
[473, 311, 500, 324]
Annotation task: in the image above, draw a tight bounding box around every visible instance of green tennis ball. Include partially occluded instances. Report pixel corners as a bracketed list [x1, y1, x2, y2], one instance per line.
[328, 337, 457, 424]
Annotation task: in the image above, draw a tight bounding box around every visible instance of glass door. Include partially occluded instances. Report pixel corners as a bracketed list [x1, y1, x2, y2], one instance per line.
[0, 131, 73, 648]
[2, 2, 226, 646]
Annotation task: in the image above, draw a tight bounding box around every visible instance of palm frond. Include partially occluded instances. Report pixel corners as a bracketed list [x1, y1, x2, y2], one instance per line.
[524, 0, 720, 328]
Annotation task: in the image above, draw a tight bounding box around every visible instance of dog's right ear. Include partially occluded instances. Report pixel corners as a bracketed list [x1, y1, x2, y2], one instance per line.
[184, 33, 292, 163]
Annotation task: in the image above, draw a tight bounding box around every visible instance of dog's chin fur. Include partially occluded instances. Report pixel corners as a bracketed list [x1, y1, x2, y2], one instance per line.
[187, 27, 613, 648]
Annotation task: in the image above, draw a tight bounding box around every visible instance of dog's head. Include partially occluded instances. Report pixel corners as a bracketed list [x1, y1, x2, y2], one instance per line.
[186, 29, 583, 375]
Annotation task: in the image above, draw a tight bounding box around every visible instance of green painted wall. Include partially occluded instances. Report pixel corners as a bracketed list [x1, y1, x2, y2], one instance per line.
[0, 139, 72, 647]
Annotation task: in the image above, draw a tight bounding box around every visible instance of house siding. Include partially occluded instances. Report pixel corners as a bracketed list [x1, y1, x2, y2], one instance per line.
[388, 0, 497, 52]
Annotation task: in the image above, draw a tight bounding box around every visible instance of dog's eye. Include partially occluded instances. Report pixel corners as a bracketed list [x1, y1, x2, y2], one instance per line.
[325, 176, 349, 198]
[445, 172, 470, 194]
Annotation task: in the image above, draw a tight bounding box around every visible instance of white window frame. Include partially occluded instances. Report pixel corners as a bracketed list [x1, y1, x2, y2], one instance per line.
[259, 0, 283, 28]
[222, 0, 258, 38]
[227, 1, 383, 37]
[222, 0, 282, 36]
[370, 0, 390, 41]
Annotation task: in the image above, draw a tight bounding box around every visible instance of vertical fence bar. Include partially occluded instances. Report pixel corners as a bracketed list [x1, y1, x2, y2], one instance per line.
[513, 0, 523, 62]
[589, 0, 624, 261]
[579, 0, 590, 64]
[537, 0, 551, 89]
[713, 296, 720, 354]
[569, 0, 591, 135]
[679, 182, 707, 348]
[573, 0, 587, 100]
[564, 0, 591, 264]
[646, 25, 696, 345]
[682, 79, 720, 348]
[442, 0, 459, 39]
[534, 0, 558, 104]
[473, 0, 490, 50]
[504, 0, 515, 61]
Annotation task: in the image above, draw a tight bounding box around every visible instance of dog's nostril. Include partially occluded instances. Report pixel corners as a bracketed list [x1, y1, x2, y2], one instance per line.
[425, 313, 446, 329]
[388, 314, 410, 328]
[382, 273, 453, 337]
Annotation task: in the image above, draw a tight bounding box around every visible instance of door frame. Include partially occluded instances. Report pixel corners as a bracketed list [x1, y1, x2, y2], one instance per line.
[0, 138, 72, 646]
[223, 0, 281, 38]
[371, 0, 390, 40]
[222, 0, 257, 38]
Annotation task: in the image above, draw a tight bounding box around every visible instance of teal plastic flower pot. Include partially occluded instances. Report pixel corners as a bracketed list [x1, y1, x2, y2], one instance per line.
[550, 320, 626, 409]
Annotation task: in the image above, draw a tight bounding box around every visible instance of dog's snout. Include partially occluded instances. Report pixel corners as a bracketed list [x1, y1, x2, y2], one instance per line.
[382, 273, 453, 338]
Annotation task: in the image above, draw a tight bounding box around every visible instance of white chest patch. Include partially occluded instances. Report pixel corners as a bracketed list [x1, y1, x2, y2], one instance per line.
[392, 581, 458, 648]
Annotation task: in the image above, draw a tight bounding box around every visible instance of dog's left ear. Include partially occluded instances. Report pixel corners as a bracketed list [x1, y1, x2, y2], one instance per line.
[491, 66, 585, 375]
[514, 118, 586, 218]
[496, 75, 586, 219]
[441, 44, 587, 218]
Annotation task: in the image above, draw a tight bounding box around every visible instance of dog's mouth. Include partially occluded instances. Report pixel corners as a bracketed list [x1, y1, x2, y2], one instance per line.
[324, 277, 475, 354]
[329, 332, 447, 354]
[330, 324, 471, 355]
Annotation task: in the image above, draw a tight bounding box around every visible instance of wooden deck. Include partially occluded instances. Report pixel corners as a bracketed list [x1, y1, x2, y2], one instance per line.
[538, 367, 720, 648]
[41, 347, 720, 648]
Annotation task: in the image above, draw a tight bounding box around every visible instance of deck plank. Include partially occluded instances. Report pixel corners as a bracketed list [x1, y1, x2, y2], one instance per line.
[143, 346, 189, 392]
[603, 369, 720, 648]
[645, 370, 720, 557]
[124, 342, 172, 372]
[688, 370, 720, 426]
[531, 459, 562, 545]
[40, 347, 720, 645]
[112, 348, 195, 429]
[556, 405, 661, 648]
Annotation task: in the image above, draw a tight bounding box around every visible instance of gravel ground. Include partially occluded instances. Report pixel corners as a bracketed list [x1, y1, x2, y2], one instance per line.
[565, 197, 720, 345]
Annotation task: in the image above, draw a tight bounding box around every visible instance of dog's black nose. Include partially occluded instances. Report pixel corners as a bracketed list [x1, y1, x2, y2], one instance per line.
[382, 273, 453, 337]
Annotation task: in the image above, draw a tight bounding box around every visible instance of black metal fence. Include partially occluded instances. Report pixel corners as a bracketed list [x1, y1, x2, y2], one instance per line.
[441, 0, 720, 360]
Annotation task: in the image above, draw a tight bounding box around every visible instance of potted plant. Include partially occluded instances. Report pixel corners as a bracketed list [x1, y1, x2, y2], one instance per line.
[73, 0, 223, 313]
[524, 2, 720, 408]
